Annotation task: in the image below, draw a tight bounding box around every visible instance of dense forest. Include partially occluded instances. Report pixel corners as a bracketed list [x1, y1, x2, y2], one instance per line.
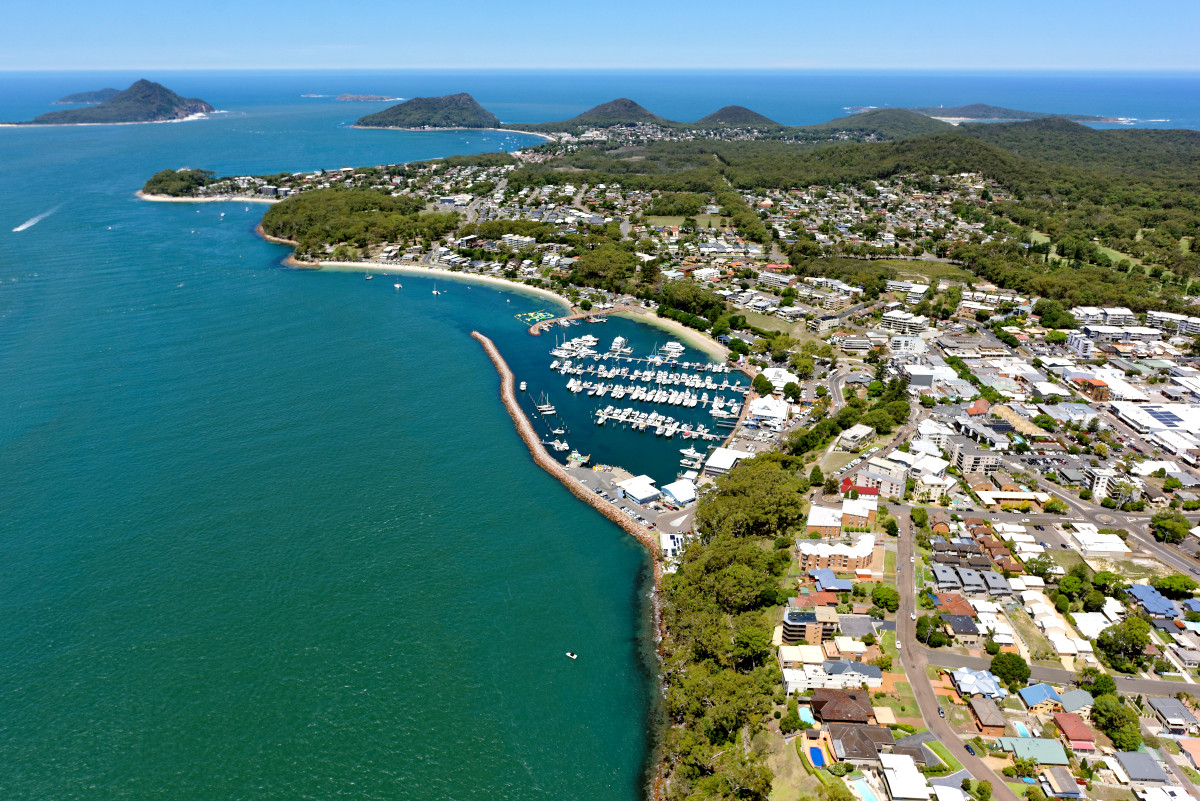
[259, 188, 459, 259]
[354, 93, 501, 129]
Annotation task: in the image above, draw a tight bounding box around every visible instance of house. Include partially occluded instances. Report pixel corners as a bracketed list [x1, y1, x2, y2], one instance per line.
[809, 568, 854, 593]
[1018, 684, 1063, 714]
[1146, 696, 1200, 736]
[942, 614, 983, 648]
[1043, 766, 1083, 799]
[842, 497, 879, 528]
[1112, 751, 1170, 788]
[1178, 738, 1200, 770]
[839, 424, 875, 450]
[950, 666, 1008, 699]
[996, 737, 1070, 765]
[879, 753, 932, 801]
[969, 697, 1008, 737]
[826, 723, 896, 766]
[1058, 689, 1094, 716]
[1052, 712, 1096, 755]
[932, 564, 962, 591]
[1126, 585, 1180, 618]
[957, 567, 988, 597]
[811, 688, 876, 723]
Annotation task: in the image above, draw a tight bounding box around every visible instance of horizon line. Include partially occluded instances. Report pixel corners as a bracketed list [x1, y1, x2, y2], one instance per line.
[2, 66, 1199, 74]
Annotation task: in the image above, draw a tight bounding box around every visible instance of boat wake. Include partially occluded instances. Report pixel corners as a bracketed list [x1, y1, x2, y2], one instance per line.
[12, 205, 62, 232]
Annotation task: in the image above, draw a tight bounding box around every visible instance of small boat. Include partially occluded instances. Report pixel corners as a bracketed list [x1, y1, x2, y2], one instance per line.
[364, 274, 373, 280]
[519, 381, 527, 392]
[394, 282, 402, 289]
[566, 652, 577, 660]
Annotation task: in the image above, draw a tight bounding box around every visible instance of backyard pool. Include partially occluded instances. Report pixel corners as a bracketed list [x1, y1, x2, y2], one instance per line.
[1014, 721, 1030, 737]
[809, 747, 826, 767]
[851, 778, 881, 801]
[799, 708, 816, 727]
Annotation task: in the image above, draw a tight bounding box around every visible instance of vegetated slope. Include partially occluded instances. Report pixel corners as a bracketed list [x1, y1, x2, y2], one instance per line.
[955, 117, 1200, 179]
[27, 80, 213, 124]
[909, 103, 1109, 122]
[695, 105, 778, 127]
[798, 108, 954, 139]
[354, 93, 501, 129]
[566, 98, 668, 126]
[54, 88, 119, 105]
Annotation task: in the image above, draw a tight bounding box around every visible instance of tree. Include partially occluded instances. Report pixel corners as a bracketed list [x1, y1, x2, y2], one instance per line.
[911, 507, 928, 528]
[1091, 694, 1142, 750]
[752, 374, 774, 397]
[1032, 414, 1058, 432]
[1033, 299, 1078, 329]
[1096, 617, 1152, 673]
[1153, 575, 1199, 599]
[1151, 511, 1191, 544]
[694, 456, 808, 541]
[975, 780, 992, 801]
[916, 614, 951, 647]
[790, 355, 815, 379]
[815, 386, 828, 398]
[859, 409, 896, 434]
[1043, 497, 1068, 515]
[1076, 666, 1117, 698]
[1084, 590, 1106, 612]
[990, 653, 1031, 688]
[1045, 330, 1068, 344]
[872, 584, 900, 612]
[985, 639, 1001, 655]
[783, 381, 802, 402]
[823, 477, 838, 495]
[810, 466, 825, 486]
[1023, 553, 1054, 580]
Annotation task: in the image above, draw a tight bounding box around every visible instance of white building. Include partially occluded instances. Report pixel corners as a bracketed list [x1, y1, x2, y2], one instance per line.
[880, 753, 932, 801]
[881, 310, 929, 335]
[1066, 331, 1094, 358]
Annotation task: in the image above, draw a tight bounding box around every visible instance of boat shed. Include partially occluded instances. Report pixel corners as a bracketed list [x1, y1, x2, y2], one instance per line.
[616, 475, 660, 505]
[661, 479, 697, 506]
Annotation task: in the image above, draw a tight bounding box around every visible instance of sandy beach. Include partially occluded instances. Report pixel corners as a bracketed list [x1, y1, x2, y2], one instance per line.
[1, 112, 219, 129]
[609, 310, 728, 361]
[286, 257, 572, 310]
[350, 124, 556, 142]
[137, 190, 279, 204]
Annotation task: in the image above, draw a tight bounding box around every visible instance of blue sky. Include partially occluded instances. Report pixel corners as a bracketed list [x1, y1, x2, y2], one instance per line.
[4, 0, 1199, 71]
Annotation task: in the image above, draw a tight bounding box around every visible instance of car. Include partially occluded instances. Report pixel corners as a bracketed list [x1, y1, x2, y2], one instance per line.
[896, 642, 902, 651]
[1192, 568, 1200, 575]
[910, 612, 917, 620]
[937, 706, 945, 718]
[910, 556, 915, 563]
[1020, 518, 1030, 523]
[965, 744, 976, 756]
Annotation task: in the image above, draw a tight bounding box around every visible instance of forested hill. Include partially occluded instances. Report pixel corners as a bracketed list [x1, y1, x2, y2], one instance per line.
[908, 103, 1110, 122]
[956, 117, 1200, 179]
[354, 93, 501, 129]
[797, 108, 953, 139]
[54, 88, 119, 105]
[23, 80, 213, 124]
[695, 106, 779, 127]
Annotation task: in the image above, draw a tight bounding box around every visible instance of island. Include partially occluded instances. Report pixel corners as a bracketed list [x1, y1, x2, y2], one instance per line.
[53, 88, 119, 105]
[354, 93, 501, 129]
[17, 80, 214, 125]
[335, 94, 401, 102]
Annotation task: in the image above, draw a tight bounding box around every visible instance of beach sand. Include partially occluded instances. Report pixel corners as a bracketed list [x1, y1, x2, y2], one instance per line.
[288, 258, 572, 310]
[609, 310, 728, 361]
[137, 190, 279, 204]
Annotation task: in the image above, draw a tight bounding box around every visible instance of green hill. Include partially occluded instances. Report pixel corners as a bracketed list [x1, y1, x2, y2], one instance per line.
[909, 103, 1111, 122]
[354, 93, 501, 129]
[955, 117, 1200, 177]
[53, 88, 119, 105]
[800, 108, 954, 139]
[25, 80, 213, 124]
[567, 98, 667, 126]
[695, 105, 778, 127]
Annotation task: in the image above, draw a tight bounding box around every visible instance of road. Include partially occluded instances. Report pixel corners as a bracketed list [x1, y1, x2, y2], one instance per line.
[918, 648, 1193, 696]
[896, 515, 1022, 801]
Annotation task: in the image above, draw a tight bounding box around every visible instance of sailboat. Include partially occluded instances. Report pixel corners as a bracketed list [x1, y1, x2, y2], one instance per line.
[364, 274, 373, 280]
[394, 282, 402, 289]
[432, 280, 440, 295]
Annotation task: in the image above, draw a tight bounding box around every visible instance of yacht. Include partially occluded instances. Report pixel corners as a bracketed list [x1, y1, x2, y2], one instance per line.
[519, 381, 527, 392]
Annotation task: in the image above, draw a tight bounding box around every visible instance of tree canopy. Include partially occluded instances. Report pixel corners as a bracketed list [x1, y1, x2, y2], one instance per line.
[694, 456, 809, 541]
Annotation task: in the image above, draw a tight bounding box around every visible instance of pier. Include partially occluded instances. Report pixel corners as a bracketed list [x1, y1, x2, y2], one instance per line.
[527, 304, 640, 336]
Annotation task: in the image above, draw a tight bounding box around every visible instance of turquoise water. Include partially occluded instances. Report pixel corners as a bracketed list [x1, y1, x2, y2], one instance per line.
[0, 83, 656, 801]
[1014, 721, 1031, 737]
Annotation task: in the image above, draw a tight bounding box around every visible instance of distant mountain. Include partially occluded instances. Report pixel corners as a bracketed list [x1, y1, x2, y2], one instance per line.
[336, 94, 401, 102]
[355, 93, 501, 129]
[23, 80, 213, 125]
[566, 98, 666, 126]
[801, 108, 953, 139]
[908, 103, 1113, 123]
[53, 88, 119, 105]
[695, 105, 778, 127]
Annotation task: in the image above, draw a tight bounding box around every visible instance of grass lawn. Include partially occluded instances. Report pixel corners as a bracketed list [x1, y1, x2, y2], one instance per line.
[1028, 232, 1050, 244]
[762, 730, 824, 801]
[1182, 765, 1200, 783]
[926, 665, 945, 681]
[820, 451, 858, 474]
[946, 703, 975, 731]
[1006, 606, 1060, 664]
[1003, 695, 1025, 711]
[873, 681, 919, 718]
[888, 259, 976, 284]
[1048, 549, 1086, 573]
[884, 550, 897, 574]
[881, 630, 898, 660]
[642, 214, 724, 229]
[1089, 784, 1135, 801]
[926, 741, 964, 773]
[1006, 782, 1031, 798]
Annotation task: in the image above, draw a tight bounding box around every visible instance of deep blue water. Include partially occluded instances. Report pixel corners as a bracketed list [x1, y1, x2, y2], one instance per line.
[1, 70, 1197, 800]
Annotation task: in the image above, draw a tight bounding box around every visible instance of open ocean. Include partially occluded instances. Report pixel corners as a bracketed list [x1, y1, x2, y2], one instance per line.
[1, 70, 1198, 800]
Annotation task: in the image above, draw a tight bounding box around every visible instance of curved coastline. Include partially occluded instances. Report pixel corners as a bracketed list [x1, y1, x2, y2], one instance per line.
[350, 123, 556, 142]
[138, 189, 280, 204]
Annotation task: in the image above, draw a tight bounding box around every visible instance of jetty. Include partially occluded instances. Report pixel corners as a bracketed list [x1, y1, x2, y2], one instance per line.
[528, 304, 641, 335]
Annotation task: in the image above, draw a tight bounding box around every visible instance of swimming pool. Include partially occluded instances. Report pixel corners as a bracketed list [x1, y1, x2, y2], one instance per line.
[799, 707, 816, 726]
[851, 778, 881, 801]
[1014, 721, 1031, 737]
[809, 746, 826, 767]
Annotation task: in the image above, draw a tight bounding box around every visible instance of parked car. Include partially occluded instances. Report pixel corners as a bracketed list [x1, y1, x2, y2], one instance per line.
[938, 706, 945, 718]
[965, 744, 976, 756]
